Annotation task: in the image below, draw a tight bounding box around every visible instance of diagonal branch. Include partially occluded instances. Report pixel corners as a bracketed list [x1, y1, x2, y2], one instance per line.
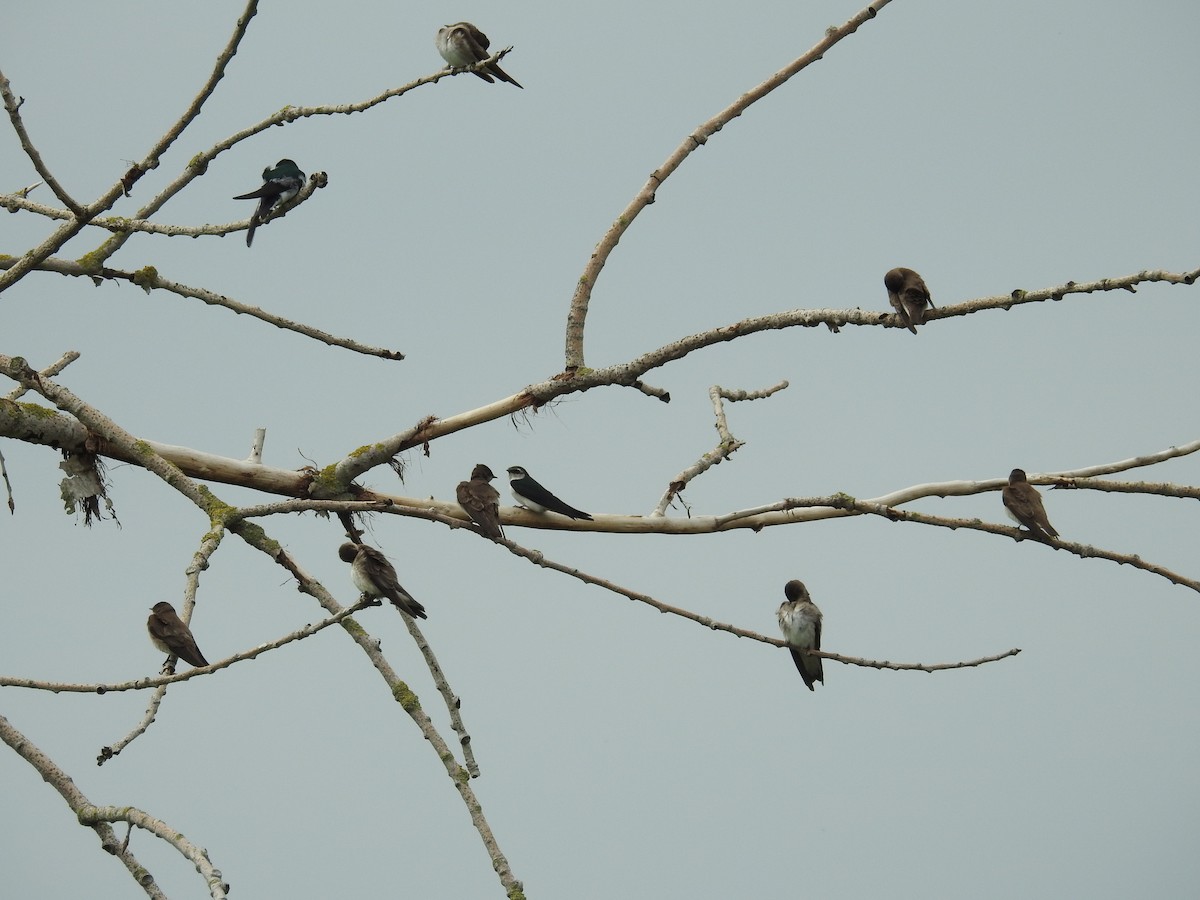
[0, 712, 213, 899]
[564, 0, 893, 368]
[826, 497, 1200, 593]
[85, 51, 486, 264]
[0, 259, 401, 357]
[496, 536, 1017, 671]
[0, 74, 83, 214]
[0, 0, 259, 294]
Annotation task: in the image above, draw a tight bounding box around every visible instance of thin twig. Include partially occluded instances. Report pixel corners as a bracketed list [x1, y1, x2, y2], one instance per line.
[651, 380, 788, 517]
[102, 528, 224, 762]
[402, 615, 481, 778]
[3, 350, 80, 401]
[0, 73, 83, 214]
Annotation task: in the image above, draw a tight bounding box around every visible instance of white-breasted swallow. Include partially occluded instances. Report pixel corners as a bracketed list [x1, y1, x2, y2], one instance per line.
[232, 158, 305, 247]
[506, 466, 592, 521]
[776, 580, 823, 691]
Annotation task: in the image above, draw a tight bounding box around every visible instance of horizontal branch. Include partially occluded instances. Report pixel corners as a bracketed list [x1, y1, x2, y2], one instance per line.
[1, 172, 328, 239]
[613, 269, 1200, 380]
[5, 394, 1197, 550]
[810, 646, 1022, 673]
[1057, 478, 1200, 500]
[832, 497, 1200, 593]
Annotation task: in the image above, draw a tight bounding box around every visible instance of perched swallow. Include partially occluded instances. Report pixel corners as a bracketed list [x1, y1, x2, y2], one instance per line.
[506, 466, 593, 521]
[435, 22, 523, 88]
[884, 267, 934, 334]
[1002, 468, 1059, 541]
[456, 463, 505, 540]
[232, 158, 305, 247]
[776, 580, 823, 691]
[338, 542, 427, 619]
[147, 601, 209, 668]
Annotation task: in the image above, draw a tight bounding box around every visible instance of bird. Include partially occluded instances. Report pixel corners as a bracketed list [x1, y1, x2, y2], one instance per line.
[456, 463, 505, 540]
[1002, 468, 1059, 542]
[147, 601, 209, 668]
[776, 580, 823, 691]
[338, 542, 427, 619]
[435, 22, 523, 88]
[232, 159, 305, 247]
[506, 466, 593, 521]
[884, 267, 934, 334]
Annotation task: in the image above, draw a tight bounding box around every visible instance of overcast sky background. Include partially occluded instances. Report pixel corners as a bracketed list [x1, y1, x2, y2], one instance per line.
[3, 0, 1199, 897]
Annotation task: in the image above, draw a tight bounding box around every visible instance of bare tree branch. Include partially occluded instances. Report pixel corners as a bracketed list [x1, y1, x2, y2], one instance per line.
[564, 0, 893, 368]
[0, 74, 83, 214]
[652, 380, 788, 516]
[0, 0, 259, 294]
[494, 536, 1018, 671]
[1, 597, 377, 697]
[0, 712, 215, 899]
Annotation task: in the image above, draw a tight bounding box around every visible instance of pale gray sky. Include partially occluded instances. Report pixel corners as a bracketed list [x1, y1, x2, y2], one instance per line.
[3, 1, 1199, 897]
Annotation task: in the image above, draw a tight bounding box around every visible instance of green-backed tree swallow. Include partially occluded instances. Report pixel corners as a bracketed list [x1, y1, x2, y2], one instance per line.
[456, 464, 505, 540]
[884, 267, 934, 334]
[147, 601, 209, 668]
[232, 159, 305, 247]
[338, 542, 427, 619]
[776, 580, 823, 691]
[435, 22, 523, 88]
[1002, 468, 1059, 541]
[506, 466, 593, 521]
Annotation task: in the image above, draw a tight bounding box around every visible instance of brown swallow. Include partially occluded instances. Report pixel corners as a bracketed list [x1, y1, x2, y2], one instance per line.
[338, 542, 427, 619]
[456, 463, 505, 540]
[147, 601, 209, 668]
[776, 580, 823, 691]
[435, 22, 523, 88]
[1002, 468, 1059, 541]
[884, 267, 934, 334]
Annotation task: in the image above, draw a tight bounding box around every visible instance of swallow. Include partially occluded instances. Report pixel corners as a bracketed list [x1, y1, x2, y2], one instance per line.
[435, 22, 523, 88]
[232, 158, 305, 247]
[147, 601, 209, 668]
[456, 463, 505, 540]
[884, 267, 934, 334]
[1002, 468, 1059, 542]
[506, 466, 593, 521]
[776, 580, 823, 691]
[338, 542, 427, 619]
